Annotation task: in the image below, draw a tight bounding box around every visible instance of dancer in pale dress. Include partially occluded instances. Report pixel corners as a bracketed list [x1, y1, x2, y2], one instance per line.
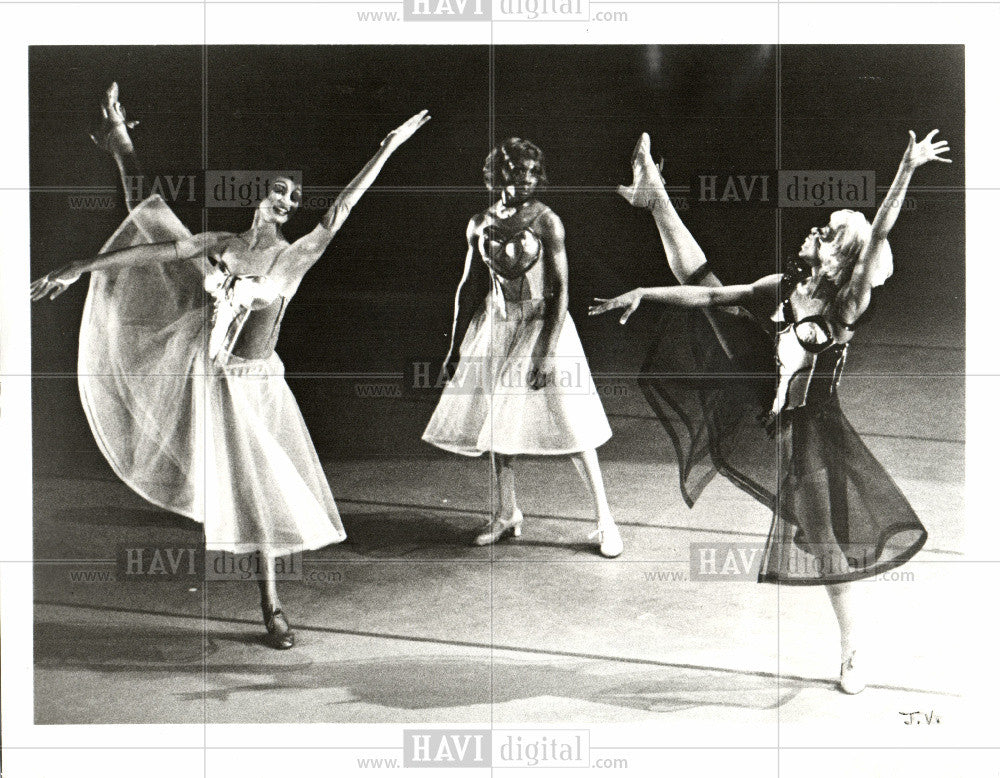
[31, 83, 429, 648]
[423, 138, 623, 557]
[591, 131, 947, 691]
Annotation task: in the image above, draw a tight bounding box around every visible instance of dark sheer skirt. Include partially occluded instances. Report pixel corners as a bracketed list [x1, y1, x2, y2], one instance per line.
[639, 307, 927, 585]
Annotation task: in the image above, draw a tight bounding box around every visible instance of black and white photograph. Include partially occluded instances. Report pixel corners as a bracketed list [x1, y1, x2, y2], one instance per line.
[1, 4, 997, 776]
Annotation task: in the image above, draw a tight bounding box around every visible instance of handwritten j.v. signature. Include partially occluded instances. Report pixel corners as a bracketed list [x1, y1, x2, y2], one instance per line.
[899, 710, 942, 725]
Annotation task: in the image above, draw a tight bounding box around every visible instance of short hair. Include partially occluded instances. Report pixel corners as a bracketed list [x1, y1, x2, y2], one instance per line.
[830, 209, 894, 287]
[482, 137, 548, 190]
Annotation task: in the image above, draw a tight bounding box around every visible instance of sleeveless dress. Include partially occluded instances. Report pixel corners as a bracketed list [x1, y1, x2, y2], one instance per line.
[640, 264, 927, 584]
[78, 195, 346, 557]
[422, 203, 612, 456]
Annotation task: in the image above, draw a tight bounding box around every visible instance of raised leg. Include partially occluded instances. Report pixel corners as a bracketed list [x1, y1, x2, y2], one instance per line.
[92, 82, 144, 211]
[621, 133, 743, 358]
[619, 133, 724, 287]
[570, 449, 623, 558]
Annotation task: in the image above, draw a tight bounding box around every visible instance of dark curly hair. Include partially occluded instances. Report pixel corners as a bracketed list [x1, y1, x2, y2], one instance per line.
[482, 137, 548, 191]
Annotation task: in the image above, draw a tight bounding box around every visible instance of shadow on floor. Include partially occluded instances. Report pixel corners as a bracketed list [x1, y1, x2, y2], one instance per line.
[45, 505, 199, 532]
[35, 620, 804, 721]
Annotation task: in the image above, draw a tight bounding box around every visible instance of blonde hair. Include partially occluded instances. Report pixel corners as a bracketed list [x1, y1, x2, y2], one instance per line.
[828, 209, 894, 288]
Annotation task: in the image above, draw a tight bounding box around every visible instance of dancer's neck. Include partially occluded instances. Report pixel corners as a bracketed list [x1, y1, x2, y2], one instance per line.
[243, 211, 283, 250]
[493, 197, 538, 220]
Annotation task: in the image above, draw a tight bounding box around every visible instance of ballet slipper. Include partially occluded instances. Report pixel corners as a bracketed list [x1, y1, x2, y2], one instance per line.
[261, 599, 295, 650]
[617, 132, 666, 210]
[588, 518, 624, 558]
[90, 82, 138, 153]
[838, 648, 866, 695]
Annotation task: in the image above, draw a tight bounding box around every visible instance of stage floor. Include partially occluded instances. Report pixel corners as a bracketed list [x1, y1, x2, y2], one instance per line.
[32, 349, 966, 738]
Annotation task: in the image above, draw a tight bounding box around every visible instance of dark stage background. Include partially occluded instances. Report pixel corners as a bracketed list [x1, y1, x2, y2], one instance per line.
[30, 45, 965, 482]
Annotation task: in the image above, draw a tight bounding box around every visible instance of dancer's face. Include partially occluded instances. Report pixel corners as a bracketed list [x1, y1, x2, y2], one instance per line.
[498, 159, 542, 206]
[257, 177, 302, 225]
[798, 213, 847, 270]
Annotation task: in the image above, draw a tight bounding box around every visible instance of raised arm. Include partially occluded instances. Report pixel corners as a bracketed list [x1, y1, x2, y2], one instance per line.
[30, 232, 231, 301]
[284, 110, 431, 267]
[589, 274, 782, 324]
[839, 130, 951, 320]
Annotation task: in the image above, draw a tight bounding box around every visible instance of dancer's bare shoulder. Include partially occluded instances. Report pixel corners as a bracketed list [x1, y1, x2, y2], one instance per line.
[175, 231, 239, 261]
[468, 211, 500, 246]
[468, 209, 491, 235]
[529, 203, 564, 241]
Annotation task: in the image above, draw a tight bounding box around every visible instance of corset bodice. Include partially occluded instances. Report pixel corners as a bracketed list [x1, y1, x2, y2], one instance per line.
[205, 242, 292, 363]
[772, 324, 847, 413]
[229, 295, 289, 360]
[770, 271, 850, 414]
[480, 222, 544, 280]
[476, 204, 552, 303]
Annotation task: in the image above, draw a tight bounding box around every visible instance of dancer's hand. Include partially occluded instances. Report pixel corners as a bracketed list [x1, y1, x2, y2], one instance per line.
[757, 409, 778, 440]
[902, 129, 951, 169]
[527, 355, 554, 391]
[382, 110, 431, 150]
[589, 289, 643, 324]
[30, 262, 83, 301]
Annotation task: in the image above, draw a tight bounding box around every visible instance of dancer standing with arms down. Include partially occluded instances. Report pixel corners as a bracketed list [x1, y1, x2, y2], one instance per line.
[423, 138, 623, 557]
[591, 130, 946, 691]
[31, 84, 429, 649]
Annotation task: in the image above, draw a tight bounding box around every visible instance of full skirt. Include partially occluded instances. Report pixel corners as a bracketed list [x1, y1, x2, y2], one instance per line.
[641, 306, 926, 584]
[423, 298, 612, 456]
[78, 195, 345, 556]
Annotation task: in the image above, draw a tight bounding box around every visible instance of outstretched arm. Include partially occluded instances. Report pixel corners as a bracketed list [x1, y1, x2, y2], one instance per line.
[30, 232, 231, 301]
[839, 129, 951, 322]
[589, 274, 782, 324]
[284, 111, 431, 268]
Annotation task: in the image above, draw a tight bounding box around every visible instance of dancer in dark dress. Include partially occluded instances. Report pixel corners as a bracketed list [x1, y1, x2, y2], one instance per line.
[591, 130, 948, 692]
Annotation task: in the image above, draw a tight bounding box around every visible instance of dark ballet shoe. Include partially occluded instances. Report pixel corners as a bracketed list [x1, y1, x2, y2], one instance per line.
[261, 600, 295, 650]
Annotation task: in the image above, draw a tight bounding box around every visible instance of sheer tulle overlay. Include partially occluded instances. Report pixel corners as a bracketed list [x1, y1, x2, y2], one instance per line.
[641, 307, 926, 584]
[423, 299, 612, 456]
[78, 195, 346, 555]
[639, 308, 777, 509]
